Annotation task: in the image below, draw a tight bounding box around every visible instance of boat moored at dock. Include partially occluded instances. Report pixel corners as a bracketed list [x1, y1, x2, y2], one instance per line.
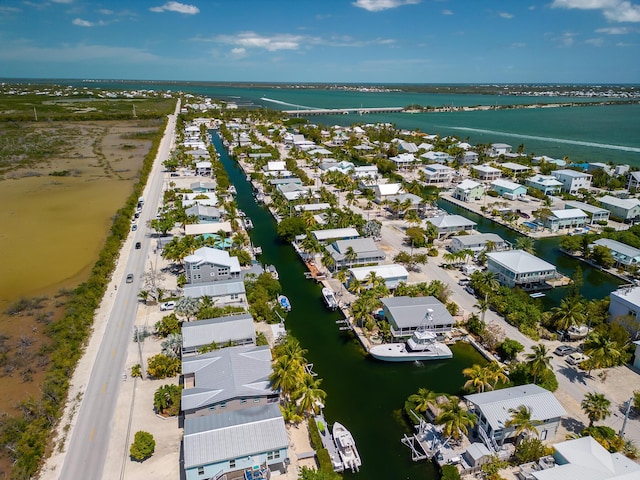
[332, 422, 362, 473]
[322, 287, 338, 310]
[278, 295, 291, 312]
[369, 327, 453, 362]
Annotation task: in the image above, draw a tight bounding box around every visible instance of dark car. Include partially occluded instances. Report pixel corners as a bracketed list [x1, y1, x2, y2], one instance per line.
[126, 274, 134, 283]
[554, 345, 577, 356]
[135, 242, 141, 249]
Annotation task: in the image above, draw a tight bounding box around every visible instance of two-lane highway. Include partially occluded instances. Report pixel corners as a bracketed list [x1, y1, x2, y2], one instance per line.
[59, 101, 179, 479]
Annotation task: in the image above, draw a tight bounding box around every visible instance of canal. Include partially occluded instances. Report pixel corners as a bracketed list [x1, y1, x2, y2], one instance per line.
[211, 131, 488, 480]
[438, 200, 623, 307]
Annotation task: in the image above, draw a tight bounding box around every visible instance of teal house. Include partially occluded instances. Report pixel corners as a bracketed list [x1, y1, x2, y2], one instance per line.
[491, 179, 527, 200]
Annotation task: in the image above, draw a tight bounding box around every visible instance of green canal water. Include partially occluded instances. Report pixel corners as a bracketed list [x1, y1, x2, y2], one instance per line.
[211, 131, 488, 479]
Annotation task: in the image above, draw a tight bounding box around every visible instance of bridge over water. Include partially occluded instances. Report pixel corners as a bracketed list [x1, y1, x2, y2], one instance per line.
[283, 106, 405, 116]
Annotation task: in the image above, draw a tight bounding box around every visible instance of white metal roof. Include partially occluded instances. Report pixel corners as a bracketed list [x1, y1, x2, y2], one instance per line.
[492, 178, 525, 191]
[486, 250, 555, 274]
[599, 195, 640, 210]
[185, 222, 233, 236]
[593, 238, 640, 258]
[552, 169, 591, 178]
[349, 264, 408, 281]
[456, 179, 482, 191]
[500, 162, 530, 171]
[551, 208, 588, 219]
[312, 227, 360, 241]
[452, 233, 505, 246]
[184, 246, 241, 272]
[473, 164, 501, 173]
[381, 295, 454, 329]
[183, 280, 246, 299]
[428, 215, 477, 229]
[182, 313, 254, 349]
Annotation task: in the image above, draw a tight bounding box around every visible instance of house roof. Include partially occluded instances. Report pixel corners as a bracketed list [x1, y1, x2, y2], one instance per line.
[552, 169, 591, 179]
[294, 203, 331, 212]
[456, 179, 483, 191]
[527, 174, 564, 187]
[501, 162, 530, 171]
[185, 204, 221, 217]
[381, 296, 454, 329]
[465, 384, 566, 431]
[486, 250, 555, 274]
[312, 227, 360, 241]
[424, 164, 454, 172]
[183, 279, 246, 299]
[184, 247, 241, 272]
[532, 436, 640, 480]
[181, 345, 273, 412]
[565, 201, 609, 215]
[452, 233, 505, 246]
[349, 264, 408, 281]
[599, 195, 640, 210]
[492, 179, 525, 191]
[182, 313, 254, 349]
[428, 215, 477, 229]
[610, 285, 640, 309]
[551, 208, 588, 220]
[185, 222, 233, 236]
[593, 238, 640, 258]
[183, 403, 288, 468]
[332, 238, 384, 256]
[473, 164, 502, 174]
[375, 183, 403, 196]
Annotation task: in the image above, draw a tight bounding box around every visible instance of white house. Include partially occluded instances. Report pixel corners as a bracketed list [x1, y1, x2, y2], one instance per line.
[565, 201, 610, 224]
[500, 162, 530, 175]
[421, 151, 452, 164]
[423, 164, 455, 184]
[473, 164, 502, 181]
[592, 238, 640, 267]
[182, 279, 247, 307]
[181, 313, 255, 356]
[184, 247, 242, 284]
[551, 169, 592, 194]
[608, 285, 640, 336]
[486, 250, 557, 289]
[450, 233, 508, 254]
[490, 143, 512, 156]
[311, 227, 360, 244]
[348, 264, 409, 290]
[543, 209, 589, 232]
[380, 295, 455, 338]
[598, 195, 640, 222]
[374, 183, 403, 203]
[526, 174, 564, 195]
[389, 153, 417, 170]
[326, 238, 386, 270]
[427, 215, 477, 238]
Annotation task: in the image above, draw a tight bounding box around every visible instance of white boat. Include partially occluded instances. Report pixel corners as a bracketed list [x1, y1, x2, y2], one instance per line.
[369, 327, 453, 362]
[244, 218, 254, 230]
[322, 287, 338, 310]
[332, 422, 361, 473]
[265, 264, 279, 280]
[278, 295, 291, 312]
[228, 185, 237, 195]
[567, 324, 589, 340]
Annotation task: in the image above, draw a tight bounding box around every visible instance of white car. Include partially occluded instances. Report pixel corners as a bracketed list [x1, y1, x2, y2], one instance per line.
[566, 352, 589, 365]
[160, 301, 175, 311]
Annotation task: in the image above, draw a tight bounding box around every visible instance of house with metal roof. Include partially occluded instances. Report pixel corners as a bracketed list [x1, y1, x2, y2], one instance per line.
[390, 153, 417, 170]
[374, 183, 404, 203]
[490, 143, 512, 156]
[486, 250, 557, 289]
[491, 179, 527, 199]
[472, 164, 502, 181]
[195, 160, 212, 176]
[181, 344, 276, 417]
[183, 191, 218, 208]
[551, 169, 592, 194]
[183, 403, 289, 480]
[352, 164, 379, 181]
[461, 151, 479, 165]
[565, 201, 610, 224]
[499, 162, 530, 174]
[421, 151, 453, 164]
[181, 313, 255, 356]
[423, 164, 455, 184]
[348, 264, 409, 290]
[183, 279, 247, 306]
[184, 247, 242, 284]
[592, 238, 640, 267]
[598, 195, 640, 222]
[608, 285, 640, 337]
[450, 233, 509, 254]
[542, 208, 589, 232]
[453, 179, 484, 202]
[190, 181, 217, 193]
[380, 296, 455, 338]
[326, 238, 386, 270]
[530, 436, 640, 480]
[626, 171, 640, 191]
[185, 204, 222, 223]
[427, 215, 477, 238]
[464, 384, 566, 448]
[312, 227, 360, 244]
[526, 174, 564, 195]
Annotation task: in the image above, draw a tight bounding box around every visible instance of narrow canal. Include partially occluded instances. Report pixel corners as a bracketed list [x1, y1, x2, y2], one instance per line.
[211, 131, 488, 480]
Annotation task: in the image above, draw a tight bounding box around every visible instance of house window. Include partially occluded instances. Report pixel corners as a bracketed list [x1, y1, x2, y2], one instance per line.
[220, 402, 227, 409]
[254, 398, 260, 403]
[198, 466, 205, 475]
[240, 398, 247, 405]
[229, 460, 236, 469]
[267, 450, 280, 460]
[208, 405, 216, 411]
[540, 429, 548, 440]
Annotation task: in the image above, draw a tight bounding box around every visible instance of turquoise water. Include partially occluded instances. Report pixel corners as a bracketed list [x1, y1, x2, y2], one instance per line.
[212, 131, 488, 480]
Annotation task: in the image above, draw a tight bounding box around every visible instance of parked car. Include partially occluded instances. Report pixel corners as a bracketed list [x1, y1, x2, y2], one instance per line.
[160, 301, 175, 311]
[135, 242, 141, 249]
[554, 345, 576, 356]
[131, 224, 137, 231]
[465, 285, 475, 295]
[126, 274, 134, 283]
[566, 352, 589, 365]
[458, 278, 471, 286]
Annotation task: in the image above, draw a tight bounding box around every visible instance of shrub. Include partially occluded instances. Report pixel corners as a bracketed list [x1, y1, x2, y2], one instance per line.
[466, 314, 486, 336]
[514, 438, 553, 464]
[307, 416, 334, 473]
[146, 354, 181, 379]
[496, 338, 524, 361]
[441, 464, 461, 480]
[130, 431, 155, 461]
[131, 364, 142, 378]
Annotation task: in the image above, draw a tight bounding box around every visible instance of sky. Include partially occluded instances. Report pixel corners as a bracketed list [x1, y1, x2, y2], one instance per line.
[1, 0, 639, 84]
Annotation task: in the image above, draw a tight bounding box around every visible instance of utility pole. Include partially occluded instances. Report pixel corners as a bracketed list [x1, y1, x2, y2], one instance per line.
[33, 107, 38, 121]
[135, 326, 145, 380]
[619, 396, 634, 438]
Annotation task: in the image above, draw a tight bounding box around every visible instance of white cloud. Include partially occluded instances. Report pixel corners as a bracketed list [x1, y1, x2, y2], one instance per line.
[352, 0, 421, 12]
[511, 42, 526, 47]
[230, 47, 246, 57]
[150, 1, 199, 15]
[0, 6, 21, 14]
[99, 9, 113, 15]
[585, 37, 605, 45]
[0, 41, 159, 63]
[72, 18, 105, 27]
[52, 0, 74, 3]
[596, 25, 631, 32]
[442, 9, 454, 15]
[551, 0, 640, 23]
[499, 12, 514, 18]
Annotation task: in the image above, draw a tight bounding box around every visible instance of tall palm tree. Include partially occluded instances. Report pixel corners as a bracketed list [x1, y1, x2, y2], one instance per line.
[344, 246, 358, 266]
[581, 392, 611, 427]
[515, 237, 536, 254]
[484, 361, 509, 388]
[294, 374, 327, 417]
[549, 296, 586, 331]
[348, 278, 365, 296]
[408, 388, 438, 414]
[583, 332, 622, 374]
[270, 356, 305, 401]
[335, 269, 348, 296]
[505, 405, 540, 442]
[525, 344, 552, 384]
[435, 399, 477, 441]
[364, 271, 384, 290]
[475, 295, 491, 324]
[273, 336, 307, 365]
[462, 364, 492, 393]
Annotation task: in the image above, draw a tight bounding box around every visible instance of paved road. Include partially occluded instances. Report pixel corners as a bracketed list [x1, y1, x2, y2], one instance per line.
[59, 102, 179, 479]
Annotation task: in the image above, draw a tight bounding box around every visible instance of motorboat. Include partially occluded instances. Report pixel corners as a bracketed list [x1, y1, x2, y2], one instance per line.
[244, 218, 254, 230]
[322, 287, 338, 310]
[265, 264, 279, 280]
[369, 327, 453, 362]
[567, 324, 589, 340]
[278, 295, 291, 312]
[332, 422, 361, 473]
[228, 185, 237, 195]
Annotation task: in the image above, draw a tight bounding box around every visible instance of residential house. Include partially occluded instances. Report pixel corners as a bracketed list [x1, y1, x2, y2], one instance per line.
[530, 436, 640, 480]
[423, 164, 455, 184]
[195, 161, 212, 176]
[473, 164, 502, 181]
[564, 201, 610, 224]
[182, 279, 247, 307]
[490, 143, 512, 156]
[542, 209, 589, 232]
[379, 296, 455, 339]
[181, 345, 277, 417]
[634, 340, 640, 370]
[491, 179, 527, 199]
[352, 165, 379, 181]
[389, 153, 417, 170]
[185, 204, 221, 223]
[348, 264, 409, 290]
[183, 404, 289, 480]
[526, 174, 564, 195]
[311, 227, 360, 244]
[373, 183, 403, 203]
[421, 151, 452, 164]
[551, 169, 592, 194]
[184, 222, 232, 238]
[278, 184, 314, 202]
[592, 238, 640, 267]
[294, 203, 331, 213]
[319, 160, 354, 174]
[183, 192, 218, 208]
[190, 181, 217, 193]
[598, 195, 640, 222]
[181, 313, 255, 356]
[609, 285, 640, 336]
[453, 179, 484, 202]
[269, 177, 303, 188]
[184, 247, 242, 284]
[326, 238, 386, 270]
[500, 162, 530, 175]
[450, 233, 508, 254]
[385, 193, 424, 213]
[427, 215, 477, 238]
[461, 151, 479, 165]
[398, 141, 419, 153]
[486, 250, 557, 289]
[626, 171, 640, 191]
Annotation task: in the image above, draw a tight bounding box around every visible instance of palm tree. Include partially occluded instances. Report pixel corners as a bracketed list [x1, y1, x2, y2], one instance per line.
[435, 399, 477, 441]
[335, 269, 348, 296]
[515, 237, 536, 254]
[581, 392, 611, 427]
[525, 344, 552, 384]
[408, 388, 438, 414]
[364, 271, 384, 290]
[549, 296, 586, 331]
[273, 336, 307, 366]
[475, 295, 491, 324]
[347, 278, 365, 296]
[344, 246, 358, 267]
[484, 361, 509, 388]
[270, 356, 305, 401]
[462, 364, 492, 393]
[294, 374, 327, 417]
[505, 405, 540, 442]
[583, 332, 622, 374]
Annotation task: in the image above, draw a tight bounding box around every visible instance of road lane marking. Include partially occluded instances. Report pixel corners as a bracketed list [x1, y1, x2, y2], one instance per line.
[112, 348, 115, 358]
[90, 427, 95, 442]
[102, 383, 106, 394]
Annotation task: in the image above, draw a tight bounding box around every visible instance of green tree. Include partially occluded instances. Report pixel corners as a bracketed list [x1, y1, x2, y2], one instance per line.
[514, 438, 552, 464]
[435, 399, 477, 441]
[294, 374, 327, 417]
[505, 405, 540, 442]
[462, 364, 491, 393]
[153, 384, 182, 416]
[590, 245, 616, 268]
[583, 331, 622, 374]
[408, 388, 438, 414]
[276, 216, 306, 242]
[525, 344, 552, 384]
[154, 314, 180, 337]
[496, 338, 524, 361]
[581, 392, 612, 427]
[130, 431, 155, 461]
[515, 237, 536, 254]
[548, 296, 586, 331]
[146, 354, 181, 379]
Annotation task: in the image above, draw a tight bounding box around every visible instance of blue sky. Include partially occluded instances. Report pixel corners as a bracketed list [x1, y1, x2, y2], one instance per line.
[1, 0, 639, 83]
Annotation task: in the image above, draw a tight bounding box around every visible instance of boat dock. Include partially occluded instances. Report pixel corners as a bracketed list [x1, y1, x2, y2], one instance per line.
[314, 413, 345, 473]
